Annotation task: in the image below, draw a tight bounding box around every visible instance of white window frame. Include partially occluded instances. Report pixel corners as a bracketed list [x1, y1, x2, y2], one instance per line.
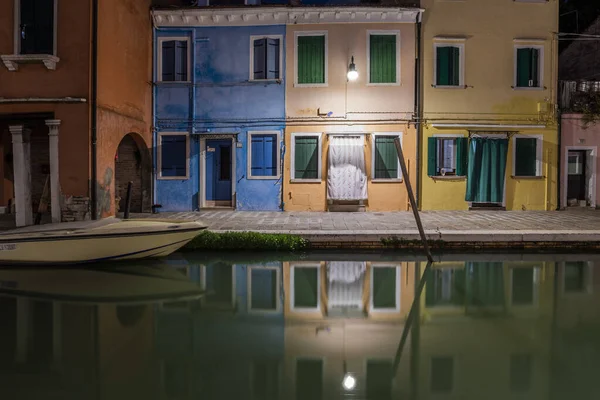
[291, 132, 322, 183]
[249, 34, 284, 82]
[366, 30, 401, 86]
[511, 134, 543, 177]
[513, 43, 544, 90]
[247, 266, 281, 314]
[157, 36, 192, 83]
[157, 132, 190, 180]
[432, 39, 465, 88]
[290, 263, 321, 312]
[507, 265, 541, 308]
[294, 31, 328, 88]
[247, 130, 281, 180]
[371, 133, 402, 181]
[432, 134, 464, 177]
[369, 264, 401, 313]
[13, 0, 59, 56]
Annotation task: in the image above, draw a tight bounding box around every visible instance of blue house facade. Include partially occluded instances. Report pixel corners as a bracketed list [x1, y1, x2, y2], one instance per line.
[152, 7, 286, 211]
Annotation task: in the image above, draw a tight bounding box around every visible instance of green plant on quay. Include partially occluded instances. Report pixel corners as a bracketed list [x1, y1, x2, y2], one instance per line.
[185, 230, 309, 252]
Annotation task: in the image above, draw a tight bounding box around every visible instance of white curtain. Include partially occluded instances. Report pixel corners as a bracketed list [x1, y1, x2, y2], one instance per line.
[327, 136, 367, 200]
[327, 261, 366, 308]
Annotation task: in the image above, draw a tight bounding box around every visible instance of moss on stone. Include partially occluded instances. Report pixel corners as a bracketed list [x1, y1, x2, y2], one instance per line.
[185, 230, 309, 252]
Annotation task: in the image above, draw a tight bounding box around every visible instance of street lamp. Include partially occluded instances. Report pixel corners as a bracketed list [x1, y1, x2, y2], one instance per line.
[347, 56, 358, 81]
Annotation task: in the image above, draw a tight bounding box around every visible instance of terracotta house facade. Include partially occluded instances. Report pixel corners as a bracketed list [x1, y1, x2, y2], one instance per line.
[0, 0, 153, 227]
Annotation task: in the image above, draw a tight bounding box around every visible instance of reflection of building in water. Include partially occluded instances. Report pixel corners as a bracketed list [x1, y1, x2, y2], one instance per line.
[156, 259, 285, 400]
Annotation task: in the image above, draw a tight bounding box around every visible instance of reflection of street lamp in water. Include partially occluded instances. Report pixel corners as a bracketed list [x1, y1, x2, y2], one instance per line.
[342, 373, 357, 391]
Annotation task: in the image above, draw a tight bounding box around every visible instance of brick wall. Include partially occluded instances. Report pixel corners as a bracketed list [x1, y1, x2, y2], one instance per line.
[115, 135, 143, 213]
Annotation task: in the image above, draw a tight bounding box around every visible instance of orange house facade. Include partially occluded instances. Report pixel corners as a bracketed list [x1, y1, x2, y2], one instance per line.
[0, 0, 153, 227]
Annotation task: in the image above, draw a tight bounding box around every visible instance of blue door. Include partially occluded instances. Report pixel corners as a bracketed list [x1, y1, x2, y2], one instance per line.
[206, 140, 232, 203]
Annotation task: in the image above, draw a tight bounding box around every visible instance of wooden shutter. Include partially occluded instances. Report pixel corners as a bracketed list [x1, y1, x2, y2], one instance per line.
[436, 47, 450, 85]
[294, 137, 318, 179]
[251, 134, 277, 177]
[253, 38, 266, 79]
[427, 137, 438, 176]
[374, 136, 398, 179]
[450, 47, 460, 86]
[456, 137, 468, 176]
[266, 38, 280, 79]
[161, 41, 176, 81]
[515, 138, 537, 176]
[175, 41, 188, 81]
[297, 36, 325, 84]
[516, 48, 532, 87]
[530, 48, 539, 87]
[370, 35, 396, 84]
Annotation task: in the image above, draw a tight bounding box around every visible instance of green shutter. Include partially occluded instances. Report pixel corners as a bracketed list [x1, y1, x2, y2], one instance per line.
[436, 46, 459, 86]
[530, 48, 539, 87]
[516, 48, 532, 87]
[451, 47, 460, 86]
[370, 35, 396, 84]
[427, 137, 438, 176]
[297, 35, 325, 84]
[515, 138, 537, 176]
[294, 136, 319, 179]
[456, 137, 468, 176]
[374, 136, 398, 179]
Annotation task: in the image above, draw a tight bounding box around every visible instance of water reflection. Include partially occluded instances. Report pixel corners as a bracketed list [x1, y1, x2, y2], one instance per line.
[0, 253, 598, 399]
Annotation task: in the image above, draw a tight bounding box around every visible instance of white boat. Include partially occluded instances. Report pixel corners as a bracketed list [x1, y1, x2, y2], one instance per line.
[0, 217, 207, 265]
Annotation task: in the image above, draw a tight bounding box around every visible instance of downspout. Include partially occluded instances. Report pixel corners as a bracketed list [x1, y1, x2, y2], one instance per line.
[557, 107, 562, 210]
[91, 0, 99, 220]
[414, 12, 423, 210]
[152, 21, 157, 211]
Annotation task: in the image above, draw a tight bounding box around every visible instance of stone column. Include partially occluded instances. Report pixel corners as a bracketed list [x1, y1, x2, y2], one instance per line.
[45, 119, 62, 223]
[9, 125, 33, 227]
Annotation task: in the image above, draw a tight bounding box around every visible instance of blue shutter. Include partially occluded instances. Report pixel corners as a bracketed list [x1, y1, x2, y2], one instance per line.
[251, 134, 277, 177]
[251, 136, 265, 176]
[175, 40, 188, 81]
[264, 135, 277, 176]
[162, 41, 175, 81]
[267, 38, 280, 79]
[253, 39, 266, 79]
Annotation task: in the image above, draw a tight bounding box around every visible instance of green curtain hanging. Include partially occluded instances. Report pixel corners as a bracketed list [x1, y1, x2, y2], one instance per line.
[465, 137, 508, 203]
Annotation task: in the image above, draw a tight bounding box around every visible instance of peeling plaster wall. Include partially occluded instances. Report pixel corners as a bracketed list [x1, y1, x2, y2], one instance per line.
[154, 25, 286, 211]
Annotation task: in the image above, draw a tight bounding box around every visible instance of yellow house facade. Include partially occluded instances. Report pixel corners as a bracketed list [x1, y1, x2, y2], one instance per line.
[419, 0, 559, 210]
[283, 8, 422, 212]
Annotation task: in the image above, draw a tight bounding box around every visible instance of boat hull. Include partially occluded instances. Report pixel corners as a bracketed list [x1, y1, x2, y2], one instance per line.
[0, 219, 206, 265]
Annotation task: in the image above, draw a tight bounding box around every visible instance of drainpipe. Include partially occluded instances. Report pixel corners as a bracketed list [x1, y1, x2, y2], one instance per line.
[414, 12, 423, 210]
[557, 108, 562, 210]
[90, 0, 99, 220]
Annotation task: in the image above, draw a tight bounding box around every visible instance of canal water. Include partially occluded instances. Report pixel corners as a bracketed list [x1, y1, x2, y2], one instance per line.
[0, 251, 599, 399]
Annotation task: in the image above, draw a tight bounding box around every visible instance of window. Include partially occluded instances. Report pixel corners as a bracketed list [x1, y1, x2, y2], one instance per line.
[515, 46, 542, 88]
[510, 354, 532, 392]
[431, 357, 454, 393]
[296, 359, 323, 400]
[425, 267, 466, 308]
[158, 133, 189, 179]
[292, 133, 321, 181]
[563, 261, 591, 293]
[427, 136, 468, 177]
[248, 267, 280, 312]
[513, 135, 542, 177]
[18, 0, 55, 55]
[370, 265, 400, 312]
[372, 134, 401, 180]
[368, 31, 400, 84]
[159, 38, 189, 82]
[434, 43, 464, 87]
[296, 32, 327, 86]
[251, 36, 282, 80]
[248, 131, 280, 179]
[291, 265, 320, 311]
[203, 263, 235, 307]
[568, 154, 582, 175]
[510, 267, 540, 306]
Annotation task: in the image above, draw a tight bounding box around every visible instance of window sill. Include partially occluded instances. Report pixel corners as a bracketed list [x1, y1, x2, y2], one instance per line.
[371, 178, 403, 183]
[1, 54, 60, 71]
[512, 86, 546, 91]
[247, 175, 280, 180]
[156, 80, 192, 85]
[294, 83, 328, 88]
[431, 84, 467, 89]
[157, 176, 189, 181]
[248, 78, 283, 84]
[511, 175, 545, 180]
[366, 82, 401, 87]
[290, 179, 322, 184]
[430, 175, 466, 181]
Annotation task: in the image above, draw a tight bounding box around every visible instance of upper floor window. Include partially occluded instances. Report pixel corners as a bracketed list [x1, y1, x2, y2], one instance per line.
[159, 38, 189, 82]
[19, 0, 55, 55]
[434, 43, 464, 87]
[515, 46, 543, 88]
[295, 32, 327, 87]
[250, 36, 282, 81]
[368, 31, 400, 85]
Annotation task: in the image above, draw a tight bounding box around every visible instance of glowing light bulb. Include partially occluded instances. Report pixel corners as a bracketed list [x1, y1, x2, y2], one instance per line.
[347, 69, 358, 81]
[342, 374, 356, 391]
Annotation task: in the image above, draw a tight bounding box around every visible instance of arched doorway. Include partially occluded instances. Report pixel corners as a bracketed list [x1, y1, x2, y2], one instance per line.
[115, 133, 151, 213]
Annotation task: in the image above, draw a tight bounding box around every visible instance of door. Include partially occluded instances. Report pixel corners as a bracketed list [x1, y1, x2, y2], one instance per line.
[205, 140, 232, 205]
[567, 151, 586, 203]
[465, 137, 508, 205]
